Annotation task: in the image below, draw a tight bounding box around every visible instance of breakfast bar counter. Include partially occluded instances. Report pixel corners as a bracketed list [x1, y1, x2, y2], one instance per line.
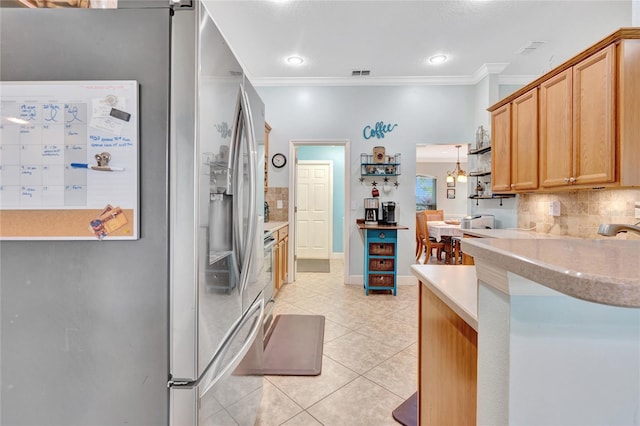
[461, 238, 640, 426]
[462, 238, 640, 307]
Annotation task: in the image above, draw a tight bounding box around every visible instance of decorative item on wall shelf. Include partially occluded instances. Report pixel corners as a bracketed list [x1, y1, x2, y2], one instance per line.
[475, 125, 490, 150]
[373, 146, 386, 163]
[446, 145, 467, 183]
[359, 152, 401, 187]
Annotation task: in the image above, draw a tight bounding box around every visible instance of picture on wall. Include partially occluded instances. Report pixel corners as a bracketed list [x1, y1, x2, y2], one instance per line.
[447, 180, 455, 188]
[447, 188, 455, 199]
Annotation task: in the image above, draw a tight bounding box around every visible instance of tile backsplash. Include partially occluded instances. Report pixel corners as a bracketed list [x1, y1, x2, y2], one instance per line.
[517, 188, 640, 239]
[265, 187, 289, 222]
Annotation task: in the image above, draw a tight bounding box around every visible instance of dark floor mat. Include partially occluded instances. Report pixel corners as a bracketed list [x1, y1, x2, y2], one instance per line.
[297, 259, 330, 273]
[262, 314, 325, 375]
[392, 392, 418, 426]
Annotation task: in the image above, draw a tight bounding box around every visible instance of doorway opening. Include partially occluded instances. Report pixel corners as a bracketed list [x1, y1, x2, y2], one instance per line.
[288, 140, 350, 285]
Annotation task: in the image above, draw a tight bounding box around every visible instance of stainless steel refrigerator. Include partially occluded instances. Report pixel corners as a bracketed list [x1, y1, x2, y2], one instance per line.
[0, 1, 266, 424]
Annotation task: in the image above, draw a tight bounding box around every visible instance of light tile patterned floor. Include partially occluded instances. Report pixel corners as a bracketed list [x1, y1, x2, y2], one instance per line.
[255, 259, 418, 426]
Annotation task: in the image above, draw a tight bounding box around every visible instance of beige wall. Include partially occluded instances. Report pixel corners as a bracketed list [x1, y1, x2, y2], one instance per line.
[517, 188, 640, 239]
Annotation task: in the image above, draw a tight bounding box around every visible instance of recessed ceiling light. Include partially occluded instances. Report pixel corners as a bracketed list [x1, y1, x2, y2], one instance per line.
[286, 56, 304, 66]
[428, 54, 448, 65]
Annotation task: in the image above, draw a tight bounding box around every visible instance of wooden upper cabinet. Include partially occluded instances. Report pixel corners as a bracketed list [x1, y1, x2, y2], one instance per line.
[572, 44, 616, 186]
[618, 39, 640, 186]
[540, 69, 573, 188]
[511, 89, 538, 191]
[489, 29, 640, 191]
[490, 103, 511, 193]
[541, 44, 616, 188]
[490, 88, 538, 193]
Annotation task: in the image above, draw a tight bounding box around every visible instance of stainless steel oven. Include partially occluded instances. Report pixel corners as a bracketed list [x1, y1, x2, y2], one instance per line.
[262, 234, 276, 332]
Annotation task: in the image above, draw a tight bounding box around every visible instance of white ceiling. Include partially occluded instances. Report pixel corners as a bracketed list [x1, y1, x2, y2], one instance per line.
[5, 0, 632, 161]
[204, 0, 633, 161]
[204, 0, 633, 86]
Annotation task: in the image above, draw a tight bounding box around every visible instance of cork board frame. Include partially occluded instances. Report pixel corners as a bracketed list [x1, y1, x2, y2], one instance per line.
[0, 81, 139, 240]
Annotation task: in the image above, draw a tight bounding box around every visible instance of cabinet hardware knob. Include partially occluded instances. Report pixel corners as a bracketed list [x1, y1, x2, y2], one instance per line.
[569, 177, 576, 183]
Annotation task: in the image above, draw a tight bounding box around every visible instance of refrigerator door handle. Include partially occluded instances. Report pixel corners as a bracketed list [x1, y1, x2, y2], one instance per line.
[229, 87, 245, 294]
[168, 297, 264, 391]
[225, 88, 243, 196]
[239, 88, 257, 295]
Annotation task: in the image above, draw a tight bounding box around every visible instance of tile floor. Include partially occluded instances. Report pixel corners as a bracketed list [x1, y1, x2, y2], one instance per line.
[254, 258, 419, 426]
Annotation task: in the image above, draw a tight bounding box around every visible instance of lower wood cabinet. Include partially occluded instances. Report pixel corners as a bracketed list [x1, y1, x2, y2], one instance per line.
[274, 225, 288, 290]
[419, 283, 477, 425]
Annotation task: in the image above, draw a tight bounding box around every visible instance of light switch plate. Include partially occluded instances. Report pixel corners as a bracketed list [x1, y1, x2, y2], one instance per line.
[277, 200, 283, 209]
[548, 201, 561, 216]
[635, 201, 640, 219]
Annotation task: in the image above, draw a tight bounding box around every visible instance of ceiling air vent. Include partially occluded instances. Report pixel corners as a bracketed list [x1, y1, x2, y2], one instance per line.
[515, 41, 545, 55]
[351, 69, 371, 76]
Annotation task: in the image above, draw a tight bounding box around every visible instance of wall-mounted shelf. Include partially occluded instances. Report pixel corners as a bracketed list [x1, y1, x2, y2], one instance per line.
[469, 171, 491, 177]
[360, 153, 401, 186]
[468, 145, 491, 156]
[468, 194, 515, 206]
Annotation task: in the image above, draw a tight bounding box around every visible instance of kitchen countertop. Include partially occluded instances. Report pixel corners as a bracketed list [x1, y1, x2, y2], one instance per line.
[356, 222, 409, 230]
[264, 221, 288, 234]
[462, 238, 640, 308]
[461, 228, 574, 239]
[411, 265, 478, 330]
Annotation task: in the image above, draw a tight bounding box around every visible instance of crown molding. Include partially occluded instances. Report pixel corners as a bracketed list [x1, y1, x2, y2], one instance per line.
[251, 63, 534, 87]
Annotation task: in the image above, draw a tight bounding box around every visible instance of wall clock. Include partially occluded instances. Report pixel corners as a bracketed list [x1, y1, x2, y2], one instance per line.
[271, 153, 287, 168]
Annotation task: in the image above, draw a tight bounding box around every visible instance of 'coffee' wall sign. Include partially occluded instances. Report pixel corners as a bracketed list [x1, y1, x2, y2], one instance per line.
[363, 121, 398, 140]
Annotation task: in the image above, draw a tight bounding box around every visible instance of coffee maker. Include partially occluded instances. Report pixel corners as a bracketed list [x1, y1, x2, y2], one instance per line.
[364, 198, 379, 225]
[381, 201, 397, 225]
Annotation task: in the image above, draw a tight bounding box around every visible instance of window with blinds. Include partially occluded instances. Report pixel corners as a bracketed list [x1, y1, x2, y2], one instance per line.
[416, 175, 437, 211]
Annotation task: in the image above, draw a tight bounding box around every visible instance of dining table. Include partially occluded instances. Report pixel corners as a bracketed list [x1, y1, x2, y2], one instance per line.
[427, 221, 463, 264]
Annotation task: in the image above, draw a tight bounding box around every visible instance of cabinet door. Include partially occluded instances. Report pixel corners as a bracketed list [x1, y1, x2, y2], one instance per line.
[540, 69, 573, 188]
[511, 88, 538, 190]
[277, 239, 286, 288]
[491, 103, 512, 192]
[573, 44, 616, 185]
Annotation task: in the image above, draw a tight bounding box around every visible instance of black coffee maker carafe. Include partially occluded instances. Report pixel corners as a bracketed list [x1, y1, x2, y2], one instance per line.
[381, 201, 397, 225]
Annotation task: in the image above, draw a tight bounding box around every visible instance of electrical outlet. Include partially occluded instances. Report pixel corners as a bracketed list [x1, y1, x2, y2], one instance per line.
[548, 201, 561, 217]
[635, 201, 640, 219]
[277, 200, 283, 209]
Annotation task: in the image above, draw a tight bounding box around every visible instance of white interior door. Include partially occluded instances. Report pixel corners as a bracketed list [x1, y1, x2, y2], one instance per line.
[295, 161, 332, 260]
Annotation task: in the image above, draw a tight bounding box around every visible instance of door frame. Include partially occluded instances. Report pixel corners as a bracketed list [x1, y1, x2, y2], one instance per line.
[296, 160, 333, 261]
[288, 139, 350, 284]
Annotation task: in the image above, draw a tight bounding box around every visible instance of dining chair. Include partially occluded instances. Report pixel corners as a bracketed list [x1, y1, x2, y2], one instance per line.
[422, 215, 445, 264]
[423, 209, 444, 222]
[415, 212, 426, 262]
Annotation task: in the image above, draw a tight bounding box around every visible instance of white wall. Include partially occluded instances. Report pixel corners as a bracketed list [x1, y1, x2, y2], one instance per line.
[257, 84, 485, 282]
[416, 162, 468, 218]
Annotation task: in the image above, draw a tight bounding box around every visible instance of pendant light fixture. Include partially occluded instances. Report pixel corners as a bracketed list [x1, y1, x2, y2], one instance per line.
[447, 145, 467, 183]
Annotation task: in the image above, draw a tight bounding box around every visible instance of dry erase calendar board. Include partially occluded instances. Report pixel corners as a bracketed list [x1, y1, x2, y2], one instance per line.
[0, 81, 139, 240]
